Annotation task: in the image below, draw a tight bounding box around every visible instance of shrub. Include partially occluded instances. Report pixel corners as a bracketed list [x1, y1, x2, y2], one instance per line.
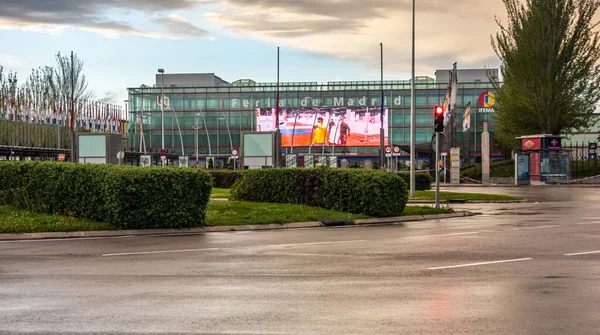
[397, 173, 433, 190]
[0, 162, 212, 229]
[210, 170, 243, 188]
[231, 167, 408, 217]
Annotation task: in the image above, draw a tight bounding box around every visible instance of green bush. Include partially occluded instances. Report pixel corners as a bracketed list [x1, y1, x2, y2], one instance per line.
[210, 170, 243, 188]
[0, 162, 212, 229]
[231, 167, 408, 217]
[397, 173, 433, 190]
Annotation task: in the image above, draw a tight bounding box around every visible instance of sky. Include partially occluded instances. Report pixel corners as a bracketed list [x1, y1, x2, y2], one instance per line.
[0, 0, 509, 105]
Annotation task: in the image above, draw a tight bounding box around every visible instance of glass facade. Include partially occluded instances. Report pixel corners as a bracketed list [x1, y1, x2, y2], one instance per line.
[127, 79, 499, 159]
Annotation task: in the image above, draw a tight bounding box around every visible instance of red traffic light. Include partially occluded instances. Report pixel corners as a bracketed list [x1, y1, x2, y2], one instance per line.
[434, 106, 444, 115]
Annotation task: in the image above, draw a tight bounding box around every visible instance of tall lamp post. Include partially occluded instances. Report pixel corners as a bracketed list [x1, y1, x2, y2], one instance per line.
[220, 114, 234, 170]
[409, 0, 416, 197]
[196, 112, 212, 161]
[193, 115, 199, 169]
[158, 68, 165, 166]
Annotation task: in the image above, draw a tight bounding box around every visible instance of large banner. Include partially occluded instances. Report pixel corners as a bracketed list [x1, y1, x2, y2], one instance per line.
[256, 107, 388, 147]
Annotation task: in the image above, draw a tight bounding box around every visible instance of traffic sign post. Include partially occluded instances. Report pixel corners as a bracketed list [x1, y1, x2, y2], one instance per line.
[231, 148, 239, 171]
[392, 146, 401, 172]
[385, 146, 392, 158]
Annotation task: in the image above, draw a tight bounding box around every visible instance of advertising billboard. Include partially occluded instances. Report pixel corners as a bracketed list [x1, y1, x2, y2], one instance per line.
[256, 107, 388, 147]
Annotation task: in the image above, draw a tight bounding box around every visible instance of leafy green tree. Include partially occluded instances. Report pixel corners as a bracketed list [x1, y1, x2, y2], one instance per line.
[492, 0, 600, 149]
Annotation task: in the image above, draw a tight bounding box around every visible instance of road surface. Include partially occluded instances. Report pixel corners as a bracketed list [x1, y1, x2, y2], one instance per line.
[1, 187, 599, 334]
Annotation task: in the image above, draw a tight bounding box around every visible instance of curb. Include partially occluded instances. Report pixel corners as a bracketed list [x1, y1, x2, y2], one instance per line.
[0, 212, 473, 241]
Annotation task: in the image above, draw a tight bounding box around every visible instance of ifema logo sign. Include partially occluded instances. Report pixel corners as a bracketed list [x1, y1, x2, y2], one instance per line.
[478, 91, 496, 112]
[478, 91, 496, 108]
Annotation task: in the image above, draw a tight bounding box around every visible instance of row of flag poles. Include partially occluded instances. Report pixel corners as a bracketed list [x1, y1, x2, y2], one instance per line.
[441, 63, 473, 137]
[0, 92, 129, 134]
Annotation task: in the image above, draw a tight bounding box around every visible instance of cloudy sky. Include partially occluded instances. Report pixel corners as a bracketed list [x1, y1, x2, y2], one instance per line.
[0, 0, 508, 104]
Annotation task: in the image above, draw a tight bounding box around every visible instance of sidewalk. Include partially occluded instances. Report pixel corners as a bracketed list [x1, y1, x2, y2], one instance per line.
[0, 212, 473, 241]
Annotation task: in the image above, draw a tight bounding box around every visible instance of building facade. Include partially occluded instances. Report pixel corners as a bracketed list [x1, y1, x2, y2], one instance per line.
[126, 73, 500, 164]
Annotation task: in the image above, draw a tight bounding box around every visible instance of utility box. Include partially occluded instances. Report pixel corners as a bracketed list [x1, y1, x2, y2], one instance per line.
[77, 133, 124, 164]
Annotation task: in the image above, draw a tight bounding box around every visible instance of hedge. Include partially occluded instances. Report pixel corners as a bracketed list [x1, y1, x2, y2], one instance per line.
[397, 173, 433, 190]
[231, 167, 408, 217]
[210, 170, 243, 188]
[0, 162, 212, 229]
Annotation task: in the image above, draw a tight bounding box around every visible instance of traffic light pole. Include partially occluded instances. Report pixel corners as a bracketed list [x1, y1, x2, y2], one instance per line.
[435, 131, 440, 209]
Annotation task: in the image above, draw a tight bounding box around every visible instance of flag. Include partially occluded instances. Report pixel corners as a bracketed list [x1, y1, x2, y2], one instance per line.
[462, 101, 472, 132]
[450, 62, 458, 112]
[443, 73, 452, 127]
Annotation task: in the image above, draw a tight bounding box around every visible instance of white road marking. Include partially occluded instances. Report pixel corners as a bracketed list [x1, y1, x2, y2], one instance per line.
[428, 258, 533, 270]
[270, 240, 366, 248]
[508, 225, 560, 231]
[403, 232, 479, 239]
[576, 221, 600, 225]
[565, 250, 600, 256]
[0, 236, 133, 243]
[102, 247, 220, 257]
[101, 240, 365, 257]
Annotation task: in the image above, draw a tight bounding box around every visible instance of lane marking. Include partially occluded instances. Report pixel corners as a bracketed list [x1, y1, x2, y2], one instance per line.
[101, 240, 365, 257]
[428, 258, 533, 270]
[269, 240, 366, 248]
[508, 225, 560, 231]
[0, 236, 133, 244]
[102, 247, 220, 257]
[576, 221, 600, 225]
[565, 250, 600, 256]
[403, 232, 479, 239]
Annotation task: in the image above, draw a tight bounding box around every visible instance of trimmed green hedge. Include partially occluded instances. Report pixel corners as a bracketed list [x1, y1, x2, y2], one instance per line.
[231, 167, 408, 217]
[398, 173, 433, 191]
[210, 170, 243, 188]
[0, 162, 212, 229]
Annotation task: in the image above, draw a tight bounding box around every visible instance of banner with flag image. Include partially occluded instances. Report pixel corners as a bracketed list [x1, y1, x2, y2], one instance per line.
[462, 101, 471, 132]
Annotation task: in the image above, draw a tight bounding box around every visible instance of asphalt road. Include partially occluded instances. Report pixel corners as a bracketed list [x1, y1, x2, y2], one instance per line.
[1, 187, 600, 334]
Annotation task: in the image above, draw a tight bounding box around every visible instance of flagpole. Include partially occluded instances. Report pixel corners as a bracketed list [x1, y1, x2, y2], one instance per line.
[409, 0, 416, 196]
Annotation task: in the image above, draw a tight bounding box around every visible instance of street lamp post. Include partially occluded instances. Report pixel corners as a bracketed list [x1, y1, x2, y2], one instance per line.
[409, 0, 416, 197]
[196, 112, 212, 164]
[219, 115, 233, 152]
[193, 115, 199, 169]
[158, 68, 165, 166]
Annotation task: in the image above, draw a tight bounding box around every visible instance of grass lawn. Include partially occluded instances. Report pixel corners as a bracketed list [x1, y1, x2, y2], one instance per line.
[0, 206, 112, 234]
[206, 201, 369, 226]
[0, 201, 453, 233]
[210, 188, 231, 199]
[413, 190, 520, 201]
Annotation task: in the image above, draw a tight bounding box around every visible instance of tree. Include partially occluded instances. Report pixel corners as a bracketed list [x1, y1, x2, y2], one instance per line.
[52, 51, 92, 109]
[492, 0, 600, 150]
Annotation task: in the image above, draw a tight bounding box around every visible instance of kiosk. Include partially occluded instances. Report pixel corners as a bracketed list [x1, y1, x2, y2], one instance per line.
[515, 135, 571, 185]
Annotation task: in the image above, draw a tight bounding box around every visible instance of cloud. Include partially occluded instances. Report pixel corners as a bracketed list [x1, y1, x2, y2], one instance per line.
[205, 0, 507, 76]
[97, 90, 120, 104]
[0, 0, 211, 38]
[151, 14, 212, 39]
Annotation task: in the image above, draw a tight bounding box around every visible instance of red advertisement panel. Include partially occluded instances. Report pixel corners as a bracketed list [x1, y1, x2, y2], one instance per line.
[521, 138, 542, 151]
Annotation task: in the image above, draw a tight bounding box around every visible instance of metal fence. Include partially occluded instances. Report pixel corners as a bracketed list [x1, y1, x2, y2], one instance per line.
[564, 142, 599, 180]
